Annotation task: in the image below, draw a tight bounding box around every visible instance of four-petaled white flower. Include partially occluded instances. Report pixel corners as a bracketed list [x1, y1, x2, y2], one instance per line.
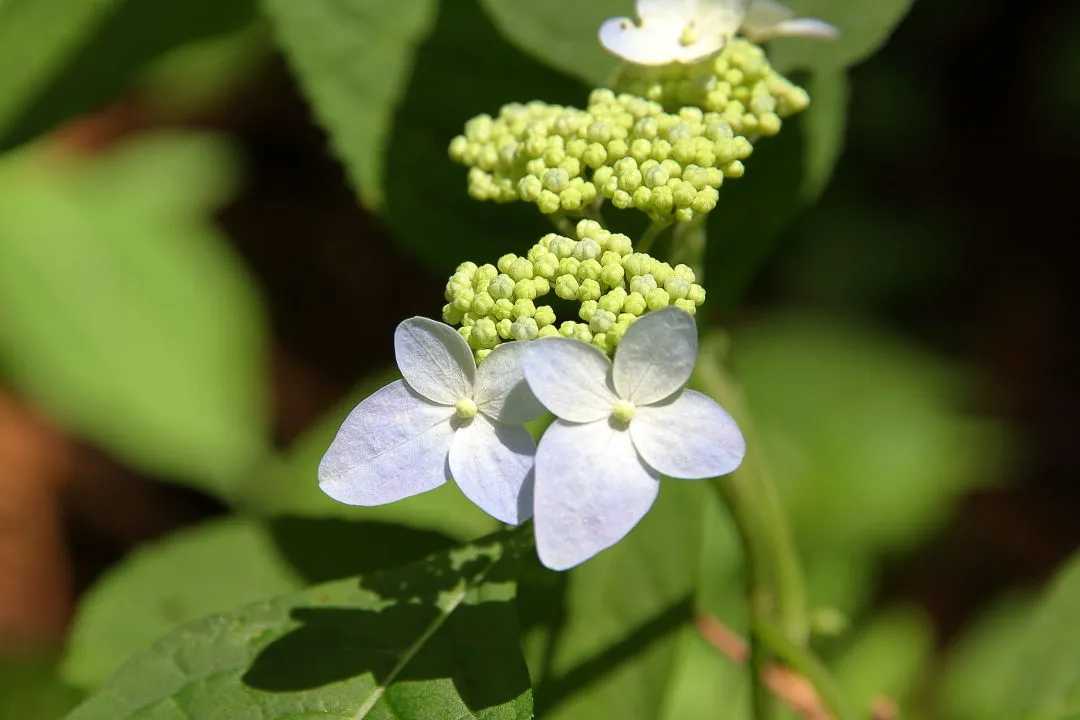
[600, 0, 839, 67]
[319, 317, 545, 525]
[522, 307, 746, 570]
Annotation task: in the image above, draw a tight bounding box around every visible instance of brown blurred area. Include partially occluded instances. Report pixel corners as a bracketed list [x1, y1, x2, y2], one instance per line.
[1, 0, 1078, 660]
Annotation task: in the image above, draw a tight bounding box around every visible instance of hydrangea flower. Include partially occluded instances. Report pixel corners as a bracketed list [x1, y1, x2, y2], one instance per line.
[522, 307, 746, 569]
[600, 0, 838, 66]
[319, 317, 545, 525]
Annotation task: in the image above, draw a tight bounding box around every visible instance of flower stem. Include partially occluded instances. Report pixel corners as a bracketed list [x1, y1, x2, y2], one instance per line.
[636, 220, 669, 253]
[697, 344, 809, 645]
[548, 212, 576, 235]
[753, 618, 858, 720]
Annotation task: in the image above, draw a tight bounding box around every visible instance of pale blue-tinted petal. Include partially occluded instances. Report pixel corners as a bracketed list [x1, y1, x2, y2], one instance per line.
[522, 338, 617, 423]
[599, 16, 689, 66]
[631, 389, 745, 479]
[449, 415, 536, 525]
[394, 317, 475, 405]
[534, 419, 660, 570]
[613, 307, 698, 405]
[474, 340, 546, 425]
[318, 380, 454, 505]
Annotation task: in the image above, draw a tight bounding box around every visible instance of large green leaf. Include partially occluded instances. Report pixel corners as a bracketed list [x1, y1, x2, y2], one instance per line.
[767, 0, 915, 74]
[62, 516, 455, 690]
[64, 529, 533, 719]
[0, 134, 268, 495]
[261, 0, 438, 208]
[0, 0, 257, 151]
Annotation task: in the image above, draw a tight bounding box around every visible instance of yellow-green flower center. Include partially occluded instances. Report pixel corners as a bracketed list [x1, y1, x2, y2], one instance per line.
[612, 399, 636, 424]
[455, 398, 478, 419]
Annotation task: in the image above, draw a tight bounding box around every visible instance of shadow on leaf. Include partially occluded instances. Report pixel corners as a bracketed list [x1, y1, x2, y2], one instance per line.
[243, 528, 533, 715]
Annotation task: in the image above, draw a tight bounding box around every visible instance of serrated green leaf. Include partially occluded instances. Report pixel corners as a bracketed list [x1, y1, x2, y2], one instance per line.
[261, 0, 438, 208]
[382, 0, 587, 275]
[0, 0, 257, 151]
[0, 134, 269, 495]
[62, 516, 456, 691]
[64, 529, 533, 720]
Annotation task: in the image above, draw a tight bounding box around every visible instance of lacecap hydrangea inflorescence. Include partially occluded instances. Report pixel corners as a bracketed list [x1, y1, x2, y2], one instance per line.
[449, 37, 808, 225]
[443, 219, 705, 362]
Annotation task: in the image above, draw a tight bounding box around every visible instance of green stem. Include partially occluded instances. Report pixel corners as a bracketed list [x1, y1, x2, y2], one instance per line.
[548, 212, 576, 235]
[710, 479, 777, 720]
[636, 220, 669, 253]
[697, 345, 809, 645]
[754, 619, 858, 720]
[669, 216, 708, 277]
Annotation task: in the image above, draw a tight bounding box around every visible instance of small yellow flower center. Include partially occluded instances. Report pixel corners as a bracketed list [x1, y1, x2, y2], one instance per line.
[455, 398, 478, 420]
[679, 24, 699, 47]
[612, 399, 636, 424]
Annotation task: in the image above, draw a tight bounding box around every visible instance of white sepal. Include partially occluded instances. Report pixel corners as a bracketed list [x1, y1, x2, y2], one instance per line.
[474, 340, 546, 425]
[523, 338, 618, 423]
[612, 307, 698, 406]
[318, 380, 455, 505]
[449, 415, 536, 525]
[394, 317, 475, 406]
[741, 0, 838, 41]
[534, 419, 661, 570]
[631, 388, 745, 478]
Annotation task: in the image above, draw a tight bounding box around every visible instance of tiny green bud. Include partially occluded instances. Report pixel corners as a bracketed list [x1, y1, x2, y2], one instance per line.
[492, 298, 515, 321]
[489, 274, 515, 300]
[496, 318, 514, 339]
[513, 298, 536, 318]
[578, 278, 602, 302]
[646, 288, 672, 310]
[555, 274, 580, 300]
[624, 292, 647, 316]
[512, 317, 539, 341]
[534, 305, 556, 327]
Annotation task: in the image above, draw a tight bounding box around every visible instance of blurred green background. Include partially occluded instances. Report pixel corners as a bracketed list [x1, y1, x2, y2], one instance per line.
[1, 0, 1078, 718]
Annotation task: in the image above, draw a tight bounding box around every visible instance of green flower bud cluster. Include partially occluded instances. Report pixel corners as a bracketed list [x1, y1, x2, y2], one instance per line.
[448, 89, 753, 224]
[612, 38, 810, 138]
[442, 220, 705, 361]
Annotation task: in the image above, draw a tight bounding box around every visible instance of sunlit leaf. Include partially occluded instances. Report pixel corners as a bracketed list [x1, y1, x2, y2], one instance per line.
[64, 529, 533, 719]
[0, 134, 268, 495]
